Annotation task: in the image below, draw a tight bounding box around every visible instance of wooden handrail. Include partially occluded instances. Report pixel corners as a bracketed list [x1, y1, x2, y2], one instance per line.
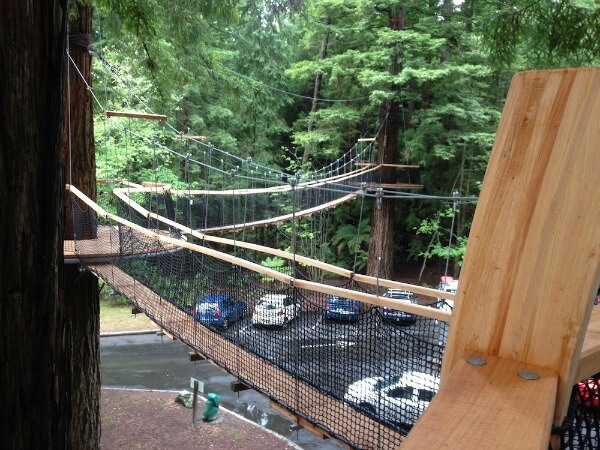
[68, 184, 453, 321]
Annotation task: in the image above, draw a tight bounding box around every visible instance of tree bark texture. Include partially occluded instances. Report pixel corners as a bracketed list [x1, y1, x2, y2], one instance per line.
[366, 99, 400, 280]
[0, 1, 70, 448]
[301, 16, 330, 167]
[366, 7, 404, 280]
[62, 2, 101, 448]
[63, 2, 97, 239]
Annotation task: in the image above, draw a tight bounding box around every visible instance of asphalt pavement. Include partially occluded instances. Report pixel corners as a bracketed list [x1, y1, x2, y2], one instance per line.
[100, 333, 344, 450]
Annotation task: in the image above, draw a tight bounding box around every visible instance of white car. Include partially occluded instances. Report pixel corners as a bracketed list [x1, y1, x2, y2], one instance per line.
[437, 276, 458, 311]
[252, 294, 300, 327]
[344, 371, 439, 428]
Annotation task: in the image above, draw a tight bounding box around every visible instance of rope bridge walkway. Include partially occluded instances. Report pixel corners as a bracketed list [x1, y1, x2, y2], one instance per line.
[65, 183, 600, 449]
[111, 163, 415, 234]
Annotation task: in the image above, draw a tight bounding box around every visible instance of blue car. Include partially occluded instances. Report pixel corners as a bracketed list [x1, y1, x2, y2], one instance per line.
[324, 294, 361, 322]
[194, 294, 246, 329]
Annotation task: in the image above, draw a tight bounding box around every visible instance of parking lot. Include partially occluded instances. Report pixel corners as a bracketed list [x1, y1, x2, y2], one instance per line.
[205, 308, 447, 401]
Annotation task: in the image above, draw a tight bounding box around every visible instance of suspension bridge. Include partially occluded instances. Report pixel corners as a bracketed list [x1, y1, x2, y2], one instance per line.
[65, 67, 600, 449]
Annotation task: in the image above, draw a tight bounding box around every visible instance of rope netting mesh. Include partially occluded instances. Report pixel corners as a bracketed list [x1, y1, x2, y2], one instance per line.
[121, 166, 395, 234]
[70, 192, 600, 449]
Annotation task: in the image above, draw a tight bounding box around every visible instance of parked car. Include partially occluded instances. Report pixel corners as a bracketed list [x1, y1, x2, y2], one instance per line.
[381, 289, 418, 324]
[344, 371, 439, 428]
[252, 293, 300, 328]
[437, 276, 458, 311]
[194, 294, 246, 329]
[324, 294, 361, 322]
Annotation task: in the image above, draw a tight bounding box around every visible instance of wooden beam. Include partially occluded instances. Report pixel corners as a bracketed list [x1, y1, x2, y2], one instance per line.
[380, 163, 420, 169]
[441, 68, 600, 431]
[158, 328, 176, 340]
[363, 182, 424, 189]
[175, 134, 206, 140]
[403, 355, 557, 449]
[104, 110, 167, 121]
[230, 380, 251, 392]
[188, 352, 206, 362]
[269, 401, 331, 440]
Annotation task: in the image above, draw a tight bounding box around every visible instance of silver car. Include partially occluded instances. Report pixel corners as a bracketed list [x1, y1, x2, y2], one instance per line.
[252, 293, 300, 327]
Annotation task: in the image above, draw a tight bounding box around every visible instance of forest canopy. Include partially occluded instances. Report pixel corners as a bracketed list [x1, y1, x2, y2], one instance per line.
[90, 0, 599, 279]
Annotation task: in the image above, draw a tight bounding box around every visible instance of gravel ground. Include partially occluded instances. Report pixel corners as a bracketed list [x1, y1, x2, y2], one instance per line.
[101, 388, 302, 450]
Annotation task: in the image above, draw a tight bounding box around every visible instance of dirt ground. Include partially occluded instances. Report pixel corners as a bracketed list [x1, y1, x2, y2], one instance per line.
[101, 388, 301, 450]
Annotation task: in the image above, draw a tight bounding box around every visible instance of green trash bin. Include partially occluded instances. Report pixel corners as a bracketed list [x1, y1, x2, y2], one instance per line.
[202, 392, 220, 421]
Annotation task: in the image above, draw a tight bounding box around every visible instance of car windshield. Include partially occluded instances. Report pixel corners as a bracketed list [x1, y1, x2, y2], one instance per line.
[258, 300, 280, 310]
[387, 386, 414, 399]
[197, 302, 219, 312]
[375, 375, 402, 390]
[328, 298, 354, 307]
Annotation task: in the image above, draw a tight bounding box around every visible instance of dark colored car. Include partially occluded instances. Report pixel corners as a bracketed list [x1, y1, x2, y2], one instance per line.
[324, 294, 361, 322]
[381, 289, 418, 324]
[194, 294, 246, 329]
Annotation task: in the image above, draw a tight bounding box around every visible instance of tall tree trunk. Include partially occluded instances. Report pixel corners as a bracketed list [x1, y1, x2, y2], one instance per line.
[62, 1, 101, 448]
[301, 16, 330, 167]
[0, 1, 71, 448]
[366, 99, 400, 280]
[366, 7, 403, 280]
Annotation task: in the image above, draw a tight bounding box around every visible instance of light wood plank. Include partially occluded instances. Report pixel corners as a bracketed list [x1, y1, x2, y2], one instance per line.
[403, 355, 557, 449]
[441, 68, 600, 429]
[104, 110, 167, 121]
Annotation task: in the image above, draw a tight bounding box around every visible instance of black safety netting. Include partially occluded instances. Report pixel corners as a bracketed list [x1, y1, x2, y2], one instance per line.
[71, 192, 600, 449]
[552, 375, 600, 449]
[107, 248, 445, 449]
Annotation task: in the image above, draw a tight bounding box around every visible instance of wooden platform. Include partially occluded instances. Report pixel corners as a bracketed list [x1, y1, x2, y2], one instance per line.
[403, 355, 557, 450]
[64, 225, 184, 262]
[88, 263, 403, 450]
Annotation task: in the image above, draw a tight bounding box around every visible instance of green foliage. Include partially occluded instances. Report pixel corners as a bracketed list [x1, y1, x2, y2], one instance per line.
[412, 206, 467, 267]
[91, 0, 597, 275]
[481, 0, 600, 68]
[261, 256, 286, 269]
[331, 218, 370, 271]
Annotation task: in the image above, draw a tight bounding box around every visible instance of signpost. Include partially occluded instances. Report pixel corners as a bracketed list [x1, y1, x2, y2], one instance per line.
[190, 377, 204, 426]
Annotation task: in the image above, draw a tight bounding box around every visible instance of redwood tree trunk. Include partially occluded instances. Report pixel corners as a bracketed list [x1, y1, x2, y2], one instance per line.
[366, 7, 403, 280]
[62, 2, 101, 448]
[366, 99, 400, 280]
[0, 1, 70, 448]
